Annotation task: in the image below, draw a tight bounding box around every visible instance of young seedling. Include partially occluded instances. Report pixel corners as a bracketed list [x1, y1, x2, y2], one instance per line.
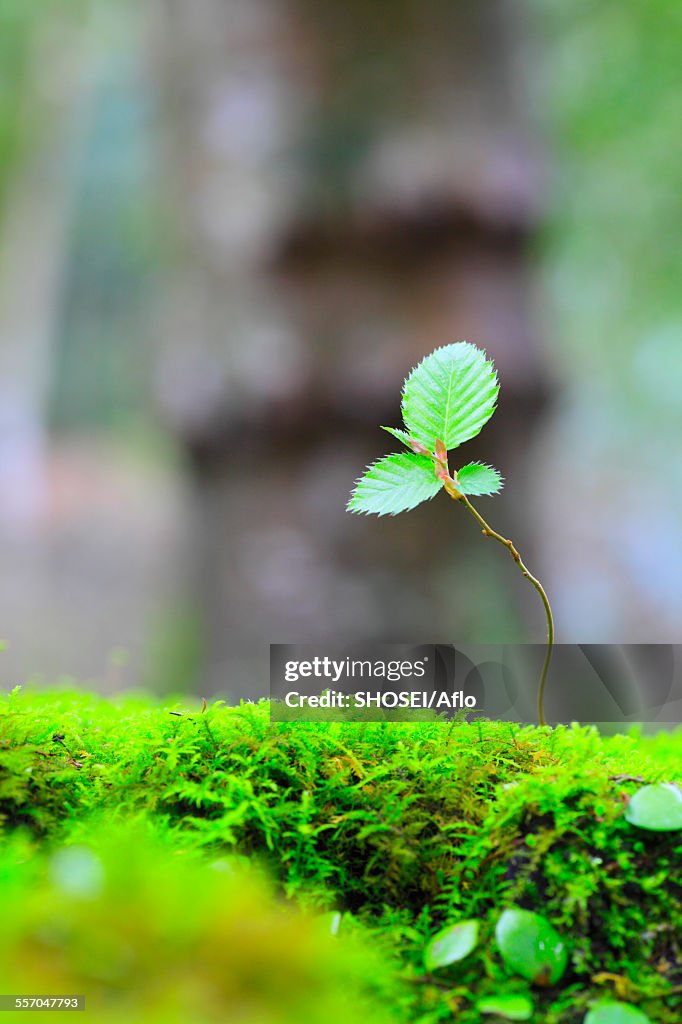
[347, 341, 554, 726]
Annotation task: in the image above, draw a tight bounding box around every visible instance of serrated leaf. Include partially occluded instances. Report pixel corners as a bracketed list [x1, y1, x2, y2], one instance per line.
[584, 1002, 651, 1024]
[495, 909, 567, 986]
[348, 453, 441, 516]
[624, 783, 682, 831]
[456, 462, 504, 496]
[477, 994, 534, 1020]
[401, 341, 499, 451]
[424, 919, 479, 971]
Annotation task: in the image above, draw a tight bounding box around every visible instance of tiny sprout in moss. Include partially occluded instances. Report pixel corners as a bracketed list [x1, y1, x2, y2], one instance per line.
[423, 918, 479, 971]
[348, 342, 555, 725]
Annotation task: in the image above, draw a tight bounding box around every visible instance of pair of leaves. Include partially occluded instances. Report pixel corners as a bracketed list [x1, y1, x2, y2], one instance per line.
[348, 342, 503, 516]
[422, 913, 651, 1024]
[424, 909, 567, 987]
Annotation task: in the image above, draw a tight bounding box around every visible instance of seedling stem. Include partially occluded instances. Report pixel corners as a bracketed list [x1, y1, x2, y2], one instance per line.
[457, 493, 554, 726]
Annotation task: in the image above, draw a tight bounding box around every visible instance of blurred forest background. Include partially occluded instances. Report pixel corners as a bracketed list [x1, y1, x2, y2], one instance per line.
[0, 0, 681, 697]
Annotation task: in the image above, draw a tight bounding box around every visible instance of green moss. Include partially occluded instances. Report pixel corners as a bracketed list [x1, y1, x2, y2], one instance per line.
[1, 688, 681, 1023]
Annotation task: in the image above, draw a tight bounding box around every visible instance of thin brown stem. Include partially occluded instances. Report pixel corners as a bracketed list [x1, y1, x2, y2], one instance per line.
[457, 494, 554, 726]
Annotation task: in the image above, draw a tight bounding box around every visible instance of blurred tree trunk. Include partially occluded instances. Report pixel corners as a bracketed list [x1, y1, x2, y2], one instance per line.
[151, 0, 551, 696]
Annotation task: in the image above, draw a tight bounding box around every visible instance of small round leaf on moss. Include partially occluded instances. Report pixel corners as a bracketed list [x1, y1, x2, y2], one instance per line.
[495, 908, 567, 986]
[584, 1000, 652, 1024]
[424, 919, 479, 971]
[477, 993, 534, 1020]
[624, 783, 682, 831]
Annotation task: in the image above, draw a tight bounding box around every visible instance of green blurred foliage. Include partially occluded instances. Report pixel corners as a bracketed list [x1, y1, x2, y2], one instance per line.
[0, 0, 41, 206]
[0, 823, 398, 1024]
[0, 0, 90, 204]
[534, 0, 682, 437]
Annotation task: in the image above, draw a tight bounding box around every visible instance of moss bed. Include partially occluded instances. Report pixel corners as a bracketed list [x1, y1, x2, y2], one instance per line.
[0, 688, 680, 1023]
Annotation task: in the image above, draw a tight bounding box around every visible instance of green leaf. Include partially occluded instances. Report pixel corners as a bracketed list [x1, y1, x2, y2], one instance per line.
[624, 783, 682, 831]
[348, 453, 441, 516]
[495, 909, 567, 986]
[584, 1001, 651, 1024]
[401, 341, 499, 451]
[477, 994, 534, 1021]
[424, 919, 479, 971]
[456, 462, 504, 496]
